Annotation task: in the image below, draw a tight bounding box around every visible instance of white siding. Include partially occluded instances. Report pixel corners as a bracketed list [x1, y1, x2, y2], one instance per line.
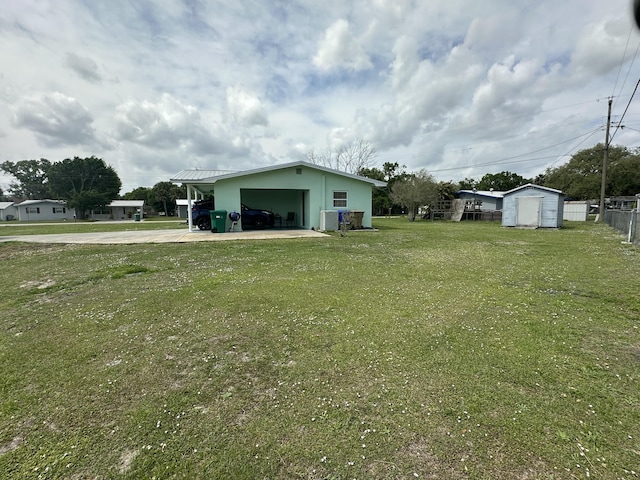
[502, 185, 564, 228]
[563, 201, 589, 221]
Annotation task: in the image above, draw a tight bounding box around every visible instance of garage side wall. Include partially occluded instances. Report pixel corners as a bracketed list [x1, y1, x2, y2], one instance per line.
[322, 175, 374, 229]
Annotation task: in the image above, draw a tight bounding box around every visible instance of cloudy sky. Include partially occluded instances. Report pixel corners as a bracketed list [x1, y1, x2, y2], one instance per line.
[2, 0, 640, 194]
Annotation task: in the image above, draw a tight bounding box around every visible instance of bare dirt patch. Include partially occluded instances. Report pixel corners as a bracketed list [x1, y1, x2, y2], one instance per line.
[117, 449, 139, 474]
[20, 279, 56, 289]
[0, 435, 23, 456]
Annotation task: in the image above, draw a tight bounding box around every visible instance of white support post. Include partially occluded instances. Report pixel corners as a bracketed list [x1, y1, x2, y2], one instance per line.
[187, 185, 193, 232]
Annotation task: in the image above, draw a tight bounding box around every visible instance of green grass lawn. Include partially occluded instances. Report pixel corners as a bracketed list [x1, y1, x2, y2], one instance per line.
[1, 218, 639, 479]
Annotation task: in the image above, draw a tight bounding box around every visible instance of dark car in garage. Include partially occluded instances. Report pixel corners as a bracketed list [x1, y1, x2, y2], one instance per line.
[240, 203, 275, 229]
[191, 200, 275, 230]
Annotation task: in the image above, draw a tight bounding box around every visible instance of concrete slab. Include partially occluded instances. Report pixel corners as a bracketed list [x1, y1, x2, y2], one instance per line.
[0, 228, 329, 245]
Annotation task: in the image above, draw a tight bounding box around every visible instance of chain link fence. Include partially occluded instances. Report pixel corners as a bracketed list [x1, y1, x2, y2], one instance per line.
[604, 210, 639, 245]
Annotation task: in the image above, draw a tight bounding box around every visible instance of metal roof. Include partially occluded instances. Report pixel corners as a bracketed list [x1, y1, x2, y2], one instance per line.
[108, 200, 144, 207]
[0, 202, 15, 209]
[457, 190, 505, 198]
[503, 183, 563, 196]
[170, 169, 236, 182]
[17, 199, 67, 206]
[170, 161, 387, 187]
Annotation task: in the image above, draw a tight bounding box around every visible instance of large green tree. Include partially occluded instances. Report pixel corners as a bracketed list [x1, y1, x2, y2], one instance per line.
[607, 154, 640, 196]
[358, 162, 409, 215]
[476, 171, 529, 191]
[0, 159, 52, 199]
[358, 166, 391, 215]
[389, 169, 439, 221]
[542, 144, 640, 200]
[123, 187, 153, 203]
[437, 181, 459, 200]
[151, 181, 185, 216]
[48, 156, 121, 219]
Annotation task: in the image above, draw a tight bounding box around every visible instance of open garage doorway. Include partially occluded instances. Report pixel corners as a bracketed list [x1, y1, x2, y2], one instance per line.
[240, 188, 310, 228]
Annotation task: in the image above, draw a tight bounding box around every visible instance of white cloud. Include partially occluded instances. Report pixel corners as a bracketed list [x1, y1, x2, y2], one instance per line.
[114, 94, 201, 149]
[113, 93, 256, 161]
[12, 92, 96, 147]
[226, 86, 269, 127]
[570, 17, 631, 77]
[313, 19, 373, 72]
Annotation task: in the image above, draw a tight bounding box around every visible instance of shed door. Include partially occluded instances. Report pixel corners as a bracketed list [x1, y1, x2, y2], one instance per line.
[516, 196, 542, 227]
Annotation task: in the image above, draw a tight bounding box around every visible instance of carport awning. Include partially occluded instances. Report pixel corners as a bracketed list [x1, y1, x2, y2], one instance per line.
[170, 170, 237, 196]
[170, 169, 235, 182]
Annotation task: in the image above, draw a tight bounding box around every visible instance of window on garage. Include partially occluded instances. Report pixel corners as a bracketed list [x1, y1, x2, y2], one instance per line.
[333, 191, 347, 208]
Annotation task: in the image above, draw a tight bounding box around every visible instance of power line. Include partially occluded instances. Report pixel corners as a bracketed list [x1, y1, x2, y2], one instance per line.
[611, 25, 634, 104]
[425, 128, 601, 174]
[609, 77, 640, 143]
[542, 127, 602, 171]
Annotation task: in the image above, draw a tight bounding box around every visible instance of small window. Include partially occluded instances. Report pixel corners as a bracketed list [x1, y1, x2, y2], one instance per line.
[53, 207, 66, 214]
[27, 207, 40, 214]
[296, 168, 302, 175]
[333, 191, 347, 208]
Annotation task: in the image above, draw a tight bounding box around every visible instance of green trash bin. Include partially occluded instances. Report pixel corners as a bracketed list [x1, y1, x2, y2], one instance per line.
[210, 210, 227, 233]
[134, 212, 141, 222]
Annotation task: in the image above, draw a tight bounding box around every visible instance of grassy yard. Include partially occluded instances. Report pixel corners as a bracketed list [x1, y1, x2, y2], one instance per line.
[1, 218, 639, 479]
[0, 217, 186, 236]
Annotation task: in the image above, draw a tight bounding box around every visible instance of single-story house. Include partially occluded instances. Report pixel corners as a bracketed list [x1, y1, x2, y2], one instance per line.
[502, 184, 564, 228]
[0, 202, 18, 221]
[92, 200, 145, 220]
[15, 199, 75, 222]
[456, 189, 504, 211]
[608, 196, 639, 210]
[170, 161, 387, 232]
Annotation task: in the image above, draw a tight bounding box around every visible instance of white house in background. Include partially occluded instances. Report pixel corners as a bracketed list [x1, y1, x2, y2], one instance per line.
[16, 199, 75, 222]
[92, 200, 145, 220]
[176, 199, 189, 218]
[0, 202, 18, 221]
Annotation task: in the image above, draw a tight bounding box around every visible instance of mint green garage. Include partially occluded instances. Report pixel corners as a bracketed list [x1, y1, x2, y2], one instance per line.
[171, 161, 386, 232]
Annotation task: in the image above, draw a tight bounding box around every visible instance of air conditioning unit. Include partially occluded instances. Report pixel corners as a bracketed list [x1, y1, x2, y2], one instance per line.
[320, 210, 339, 231]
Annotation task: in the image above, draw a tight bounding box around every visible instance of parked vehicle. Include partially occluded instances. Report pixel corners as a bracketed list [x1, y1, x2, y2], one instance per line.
[190, 200, 275, 230]
[191, 199, 214, 230]
[241, 204, 275, 229]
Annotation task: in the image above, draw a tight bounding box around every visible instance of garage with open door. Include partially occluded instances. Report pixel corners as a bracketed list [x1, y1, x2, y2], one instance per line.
[170, 161, 386, 232]
[240, 188, 310, 228]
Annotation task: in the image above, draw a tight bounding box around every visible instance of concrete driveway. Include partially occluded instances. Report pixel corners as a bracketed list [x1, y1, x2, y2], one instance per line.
[0, 228, 328, 245]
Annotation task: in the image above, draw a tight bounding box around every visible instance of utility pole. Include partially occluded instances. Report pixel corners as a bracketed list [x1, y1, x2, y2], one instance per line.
[598, 97, 612, 223]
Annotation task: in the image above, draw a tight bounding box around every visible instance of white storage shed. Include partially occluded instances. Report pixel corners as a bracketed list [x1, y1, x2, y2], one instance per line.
[502, 184, 564, 228]
[563, 201, 589, 221]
